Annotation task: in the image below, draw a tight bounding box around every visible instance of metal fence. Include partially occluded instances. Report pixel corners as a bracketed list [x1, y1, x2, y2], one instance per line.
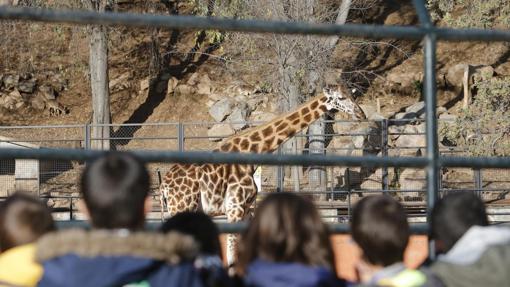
[1, 0, 510, 241]
[0, 119, 508, 223]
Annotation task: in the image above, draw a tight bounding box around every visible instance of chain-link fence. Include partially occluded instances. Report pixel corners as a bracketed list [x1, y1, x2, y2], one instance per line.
[0, 119, 508, 222]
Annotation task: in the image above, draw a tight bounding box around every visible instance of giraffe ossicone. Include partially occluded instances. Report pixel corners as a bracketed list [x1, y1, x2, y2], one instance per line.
[159, 86, 366, 265]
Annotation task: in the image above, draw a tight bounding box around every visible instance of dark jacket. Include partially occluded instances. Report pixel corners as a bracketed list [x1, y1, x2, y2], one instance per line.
[243, 259, 345, 287]
[35, 229, 205, 287]
[430, 226, 510, 287]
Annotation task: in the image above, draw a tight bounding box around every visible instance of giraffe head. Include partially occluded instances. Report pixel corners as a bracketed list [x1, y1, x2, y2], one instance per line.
[323, 86, 366, 120]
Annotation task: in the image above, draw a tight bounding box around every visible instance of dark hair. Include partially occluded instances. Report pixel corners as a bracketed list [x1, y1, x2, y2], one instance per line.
[237, 193, 334, 274]
[0, 192, 55, 251]
[351, 195, 409, 267]
[80, 152, 150, 230]
[161, 211, 221, 256]
[431, 192, 488, 253]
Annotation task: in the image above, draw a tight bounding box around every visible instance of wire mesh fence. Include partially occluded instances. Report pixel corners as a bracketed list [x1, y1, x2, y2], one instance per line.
[0, 119, 508, 222]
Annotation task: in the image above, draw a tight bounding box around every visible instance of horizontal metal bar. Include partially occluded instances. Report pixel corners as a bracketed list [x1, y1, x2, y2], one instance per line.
[0, 147, 430, 167]
[0, 6, 426, 39]
[0, 148, 510, 169]
[54, 220, 429, 234]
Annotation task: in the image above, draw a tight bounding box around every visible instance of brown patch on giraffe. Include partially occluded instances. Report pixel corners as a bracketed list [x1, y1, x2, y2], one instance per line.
[233, 138, 241, 144]
[231, 145, 240, 152]
[249, 132, 262, 142]
[300, 122, 308, 129]
[291, 119, 300, 126]
[288, 112, 299, 121]
[264, 137, 274, 148]
[284, 129, 296, 138]
[314, 111, 320, 118]
[262, 126, 273, 137]
[276, 138, 284, 145]
[221, 143, 232, 152]
[276, 122, 288, 132]
[176, 178, 183, 185]
[311, 101, 319, 109]
[211, 173, 218, 182]
[319, 105, 327, 112]
[241, 177, 252, 185]
[240, 139, 250, 150]
[274, 120, 283, 126]
[301, 107, 310, 115]
[250, 144, 259, 153]
[304, 114, 312, 122]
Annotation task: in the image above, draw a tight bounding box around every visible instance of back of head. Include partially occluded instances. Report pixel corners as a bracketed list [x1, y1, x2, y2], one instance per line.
[0, 192, 55, 252]
[238, 192, 334, 274]
[351, 195, 409, 267]
[431, 192, 488, 253]
[81, 152, 150, 230]
[161, 211, 221, 256]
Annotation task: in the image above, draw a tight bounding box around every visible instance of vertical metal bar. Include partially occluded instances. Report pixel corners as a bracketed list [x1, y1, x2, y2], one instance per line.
[381, 119, 389, 191]
[474, 169, 482, 198]
[84, 124, 91, 150]
[178, 123, 184, 152]
[277, 146, 283, 192]
[424, 31, 439, 261]
[413, 0, 438, 260]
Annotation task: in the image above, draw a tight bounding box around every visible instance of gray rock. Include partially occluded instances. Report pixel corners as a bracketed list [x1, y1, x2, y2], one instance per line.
[18, 79, 37, 93]
[386, 69, 423, 87]
[437, 106, 447, 115]
[228, 103, 250, 130]
[207, 124, 235, 142]
[399, 168, 426, 198]
[352, 135, 365, 149]
[209, 98, 233, 122]
[174, 84, 195, 97]
[394, 112, 417, 126]
[405, 101, 425, 114]
[394, 125, 426, 152]
[3, 74, 19, 90]
[30, 95, 46, 110]
[439, 113, 457, 121]
[9, 89, 22, 100]
[250, 112, 275, 123]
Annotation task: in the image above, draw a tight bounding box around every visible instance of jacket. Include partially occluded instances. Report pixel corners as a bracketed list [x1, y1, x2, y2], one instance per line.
[0, 244, 42, 287]
[430, 226, 510, 287]
[35, 229, 206, 287]
[243, 259, 345, 287]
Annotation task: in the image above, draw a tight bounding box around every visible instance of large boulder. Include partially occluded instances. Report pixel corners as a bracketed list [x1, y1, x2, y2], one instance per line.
[18, 78, 36, 93]
[196, 74, 212, 95]
[3, 74, 19, 90]
[207, 124, 235, 142]
[405, 101, 425, 115]
[209, 98, 233, 122]
[398, 168, 425, 200]
[227, 103, 250, 131]
[173, 84, 195, 97]
[393, 125, 426, 156]
[38, 85, 56, 100]
[386, 69, 423, 88]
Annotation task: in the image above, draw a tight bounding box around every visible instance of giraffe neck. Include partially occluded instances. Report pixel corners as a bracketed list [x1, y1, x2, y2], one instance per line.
[218, 94, 328, 153]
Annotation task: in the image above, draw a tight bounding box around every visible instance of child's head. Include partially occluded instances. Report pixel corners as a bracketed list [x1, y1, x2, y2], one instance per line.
[431, 192, 488, 253]
[351, 195, 409, 267]
[161, 211, 221, 256]
[0, 192, 55, 252]
[80, 152, 150, 230]
[238, 193, 334, 274]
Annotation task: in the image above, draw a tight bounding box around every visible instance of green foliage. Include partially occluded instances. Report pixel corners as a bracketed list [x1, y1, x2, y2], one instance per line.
[427, 0, 510, 29]
[440, 77, 510, 156]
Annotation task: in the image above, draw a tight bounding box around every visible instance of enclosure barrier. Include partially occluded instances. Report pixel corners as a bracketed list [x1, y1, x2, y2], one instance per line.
[1, 0, 510, 258]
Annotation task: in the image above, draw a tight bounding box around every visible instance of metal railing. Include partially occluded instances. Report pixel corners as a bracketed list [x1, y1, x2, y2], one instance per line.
[1, 0, 510, 252]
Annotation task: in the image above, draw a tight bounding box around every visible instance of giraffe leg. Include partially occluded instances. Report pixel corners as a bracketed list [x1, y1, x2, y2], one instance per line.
[224, 189, 245, 265]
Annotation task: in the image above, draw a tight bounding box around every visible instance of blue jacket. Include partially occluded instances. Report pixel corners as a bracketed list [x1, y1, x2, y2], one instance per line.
[244, 259, 346, 287]
[35, 229, 205, 287]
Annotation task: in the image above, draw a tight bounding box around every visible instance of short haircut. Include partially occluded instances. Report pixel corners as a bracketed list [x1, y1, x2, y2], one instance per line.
[431, 192, 488, 253]
[0, 192, 55, 252]
[80, 152, 150, 229]
[351, 195, 409, 266]
[238, 193, 334, 274]
[161, 211, 221, 256]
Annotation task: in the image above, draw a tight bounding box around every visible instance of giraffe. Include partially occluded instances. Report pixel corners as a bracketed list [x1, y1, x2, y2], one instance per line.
[159, 86, 367, 264]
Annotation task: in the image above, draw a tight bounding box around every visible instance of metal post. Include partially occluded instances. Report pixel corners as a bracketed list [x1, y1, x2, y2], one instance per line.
[413, 0, 439, 260]
[277, 146, 284, 192]
[381, 119, 389, 192]
[474, 169, 482, 198]
[178, 122, 184, 152]
[84, 124, 91, 150]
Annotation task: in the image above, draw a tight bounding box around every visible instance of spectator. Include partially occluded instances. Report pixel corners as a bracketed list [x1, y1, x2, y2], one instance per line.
[237, 192, 345, 287]
[0, 192, 55, 287]
[161, 211, 233, 287]
[351, 195, 441, 287]
[430, 192, 510, 287]
[35, 152, 205, 287]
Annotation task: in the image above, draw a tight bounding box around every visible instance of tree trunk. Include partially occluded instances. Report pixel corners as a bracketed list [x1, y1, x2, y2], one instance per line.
[88, 0, 111, 150]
